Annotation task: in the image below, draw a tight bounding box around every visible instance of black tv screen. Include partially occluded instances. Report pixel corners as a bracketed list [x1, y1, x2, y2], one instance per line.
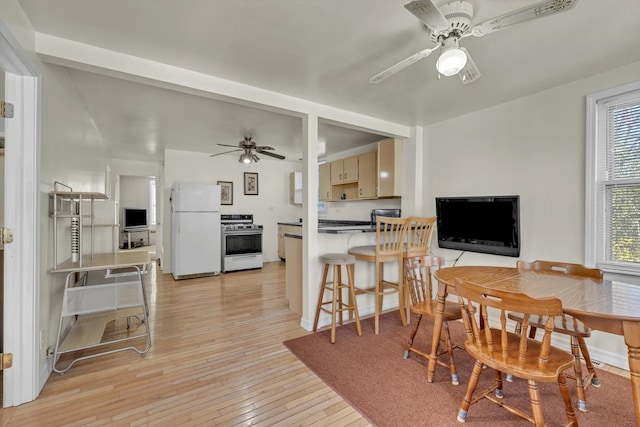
[435, 195, 520, 257]
[123, 208, 148, 231]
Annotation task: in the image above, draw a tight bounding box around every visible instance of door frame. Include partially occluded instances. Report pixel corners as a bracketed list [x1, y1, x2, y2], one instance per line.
[0, 19, 41, 406]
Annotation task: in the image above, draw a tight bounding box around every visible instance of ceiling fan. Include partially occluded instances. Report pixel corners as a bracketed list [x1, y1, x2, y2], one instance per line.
[210, 135, 286, 163]
[369, 0, 578, 85]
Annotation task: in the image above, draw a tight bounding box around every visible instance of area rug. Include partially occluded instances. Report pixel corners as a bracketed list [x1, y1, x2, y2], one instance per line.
[283, 312, 635, 426]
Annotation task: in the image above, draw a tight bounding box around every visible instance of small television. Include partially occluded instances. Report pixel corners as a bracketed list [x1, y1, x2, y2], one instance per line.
[435, 195, 520, 257]
[123, 208, 148, 231]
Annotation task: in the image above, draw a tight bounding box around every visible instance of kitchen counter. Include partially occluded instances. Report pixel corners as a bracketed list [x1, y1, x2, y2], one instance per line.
[278, 219, 375, 234]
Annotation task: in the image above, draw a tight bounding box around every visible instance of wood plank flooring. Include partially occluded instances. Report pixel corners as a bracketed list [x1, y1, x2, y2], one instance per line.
[1, 262, 371, 426]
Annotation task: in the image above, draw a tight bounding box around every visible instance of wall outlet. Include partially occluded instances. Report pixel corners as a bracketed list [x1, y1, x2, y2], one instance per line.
[46, 346, 54, 358]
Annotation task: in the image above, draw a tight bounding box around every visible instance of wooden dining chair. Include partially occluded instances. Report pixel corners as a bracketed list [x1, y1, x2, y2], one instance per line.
[402, 216, 437, 321]
[455, 279, 578, 426]
[348, 216, 409, 334]
[507, 260, 602, 412]
[403, 255, 463, 385]
[404, 216, 437, 258]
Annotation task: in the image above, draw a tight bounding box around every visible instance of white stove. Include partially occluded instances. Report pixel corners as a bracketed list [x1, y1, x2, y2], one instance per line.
[220, 214, 263, 272]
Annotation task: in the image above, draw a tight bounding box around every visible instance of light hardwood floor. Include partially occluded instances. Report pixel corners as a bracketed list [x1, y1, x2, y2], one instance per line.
[0, 262, 371, 427]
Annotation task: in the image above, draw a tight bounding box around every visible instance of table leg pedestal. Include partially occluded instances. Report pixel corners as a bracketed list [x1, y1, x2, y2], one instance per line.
[623, 321, 640, 426]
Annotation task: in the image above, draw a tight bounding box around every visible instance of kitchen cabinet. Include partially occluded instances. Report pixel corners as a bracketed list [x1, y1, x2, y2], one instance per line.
[285, 235, 302, 315]
[358, 151, 377, 199]
[290, 171, 302, 204]
[319, 162, 332, 201]
[377, 138, 403, 198]
[330, 156, 358, 184]
[278, 223, 302, 259]
[318, 138, 402, 203]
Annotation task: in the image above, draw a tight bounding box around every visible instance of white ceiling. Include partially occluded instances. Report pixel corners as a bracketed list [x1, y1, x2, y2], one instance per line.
[16, 0, 640, 162]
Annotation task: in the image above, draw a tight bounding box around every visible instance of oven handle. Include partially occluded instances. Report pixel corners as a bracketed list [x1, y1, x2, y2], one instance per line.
[222, 230, 264, 236]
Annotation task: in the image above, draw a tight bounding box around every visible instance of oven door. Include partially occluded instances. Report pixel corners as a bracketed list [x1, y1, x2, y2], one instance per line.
[222, 230, 263, 257]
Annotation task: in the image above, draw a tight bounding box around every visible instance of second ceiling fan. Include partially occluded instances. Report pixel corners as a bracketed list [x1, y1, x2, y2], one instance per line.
[210, 135, 285, 164]
[369, 0, 578, 85]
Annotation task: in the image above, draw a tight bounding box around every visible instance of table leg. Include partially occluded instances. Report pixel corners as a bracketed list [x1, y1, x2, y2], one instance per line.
[427, 281, 447, 383]
[623, 321, 640, 425]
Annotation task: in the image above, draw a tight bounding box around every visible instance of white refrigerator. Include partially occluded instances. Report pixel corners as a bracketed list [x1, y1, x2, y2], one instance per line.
[171, 183, 221, 279]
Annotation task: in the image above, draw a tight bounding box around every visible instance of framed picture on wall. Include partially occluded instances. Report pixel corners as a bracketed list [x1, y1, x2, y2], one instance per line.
[217, 181, 233, 205]
[244, 172, 258, 195]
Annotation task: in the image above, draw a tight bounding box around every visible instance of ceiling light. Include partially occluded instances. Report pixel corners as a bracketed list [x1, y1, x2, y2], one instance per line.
[436, 37, 467, 77]
[239, 151, 253, 164]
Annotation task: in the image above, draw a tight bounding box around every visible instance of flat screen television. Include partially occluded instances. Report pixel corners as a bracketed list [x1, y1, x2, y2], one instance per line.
[123, 208, 148, 231]
[435, 195, 520, 257]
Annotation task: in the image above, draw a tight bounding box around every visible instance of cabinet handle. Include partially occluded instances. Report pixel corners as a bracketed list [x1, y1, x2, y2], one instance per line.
[344, 173, 347, 180]
[359, 188, 362, 195]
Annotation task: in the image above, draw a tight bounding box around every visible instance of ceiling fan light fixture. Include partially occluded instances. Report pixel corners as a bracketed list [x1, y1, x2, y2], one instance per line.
[239, 151, 253, 164]
[252, 153, 260, 163]
[436, 37, 467, 77]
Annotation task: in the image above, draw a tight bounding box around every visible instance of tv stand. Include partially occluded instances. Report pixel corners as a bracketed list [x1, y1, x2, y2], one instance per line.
[123, 228, 150, 249]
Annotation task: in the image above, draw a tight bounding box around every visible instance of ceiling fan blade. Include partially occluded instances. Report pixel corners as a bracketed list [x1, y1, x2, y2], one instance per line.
[257, 149, 285, 160]
[470, 0, 578, 37]
[210, 149, 241, 157]
[457, 48, 481, 84]
[217, 143, 241, 148]
[369, 46, 437, 84]
[404, 0, 449, 33]
[256, 145, 275, 151]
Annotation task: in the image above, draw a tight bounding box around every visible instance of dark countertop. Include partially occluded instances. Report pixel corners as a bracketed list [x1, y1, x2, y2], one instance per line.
[280, 219, 376, 235]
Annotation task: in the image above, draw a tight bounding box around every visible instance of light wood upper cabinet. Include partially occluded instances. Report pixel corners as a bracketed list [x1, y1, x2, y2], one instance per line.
[358, 151, 377, 199]
[319, 162, 332, 201]
[330, 156, 358, 184]
[318, 138, 402, 202]
[377, 138, 402, 198]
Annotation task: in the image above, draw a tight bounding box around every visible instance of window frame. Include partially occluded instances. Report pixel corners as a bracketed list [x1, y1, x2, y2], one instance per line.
[585, 80, 640, 277]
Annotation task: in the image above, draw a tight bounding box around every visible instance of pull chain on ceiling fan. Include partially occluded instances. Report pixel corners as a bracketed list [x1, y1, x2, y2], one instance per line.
[210, 135, 285, 163]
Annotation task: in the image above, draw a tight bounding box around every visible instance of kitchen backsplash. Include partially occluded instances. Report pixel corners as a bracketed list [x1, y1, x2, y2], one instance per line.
[323, 198, 401, 221]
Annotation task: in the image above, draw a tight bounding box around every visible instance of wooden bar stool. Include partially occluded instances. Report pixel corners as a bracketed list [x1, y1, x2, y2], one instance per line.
[313, 253, 362, 343]
[348, 216, 409, 334]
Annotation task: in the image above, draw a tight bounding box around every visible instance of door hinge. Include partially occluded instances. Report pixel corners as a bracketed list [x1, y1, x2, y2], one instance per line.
[1, 101, 14, 118]
[1, 353, 13, 370]
[1, 226, 13, 244]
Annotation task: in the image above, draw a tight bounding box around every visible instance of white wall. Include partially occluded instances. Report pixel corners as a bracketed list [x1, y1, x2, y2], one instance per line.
[163, 149, 303, 273]
[422, 60, 640, 369]
[38, 62, 112, 380]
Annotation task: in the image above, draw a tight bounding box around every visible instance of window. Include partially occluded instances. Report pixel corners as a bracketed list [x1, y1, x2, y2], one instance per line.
[586, 81, 640, 276]
[149, 179, 157, 225]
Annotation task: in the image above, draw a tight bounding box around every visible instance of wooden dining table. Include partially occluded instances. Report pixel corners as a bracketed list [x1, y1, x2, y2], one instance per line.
[429, 266, 640, 424]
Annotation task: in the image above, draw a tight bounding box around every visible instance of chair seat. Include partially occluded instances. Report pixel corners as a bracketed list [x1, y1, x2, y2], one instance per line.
[465, 328, 575, 383]
[320, 253, 356, 265]
[412, 300, 461, 321]
[347, 245, 376, 257]
[507, 312, 591, 337]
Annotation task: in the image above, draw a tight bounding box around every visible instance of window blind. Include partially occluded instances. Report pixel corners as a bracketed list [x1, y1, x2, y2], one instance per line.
[595, 90, 640, 268]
